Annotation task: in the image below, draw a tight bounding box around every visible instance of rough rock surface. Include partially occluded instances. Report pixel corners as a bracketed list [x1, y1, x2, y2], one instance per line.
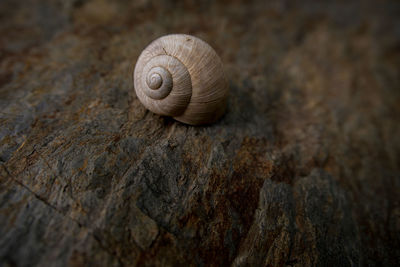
[1, 0, 399, 266]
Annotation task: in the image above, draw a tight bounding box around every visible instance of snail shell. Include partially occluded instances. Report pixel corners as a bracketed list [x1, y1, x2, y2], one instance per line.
[133, 34, 229, 125]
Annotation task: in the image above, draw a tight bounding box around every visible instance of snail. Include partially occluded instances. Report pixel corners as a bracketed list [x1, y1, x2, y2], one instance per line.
[133, 34, 229, 125]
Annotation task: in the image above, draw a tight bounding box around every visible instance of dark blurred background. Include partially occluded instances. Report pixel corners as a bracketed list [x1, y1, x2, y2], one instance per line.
[0, 0, 399, 266]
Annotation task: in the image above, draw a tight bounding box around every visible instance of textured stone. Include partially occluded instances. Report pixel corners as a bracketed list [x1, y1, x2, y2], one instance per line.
[0, 0, 399, 266]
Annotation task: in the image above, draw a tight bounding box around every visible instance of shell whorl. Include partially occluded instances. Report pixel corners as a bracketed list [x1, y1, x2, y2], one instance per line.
[136, 54, 192, 117]
[145, 66, 171, 97]
[134, 34, 229, 125]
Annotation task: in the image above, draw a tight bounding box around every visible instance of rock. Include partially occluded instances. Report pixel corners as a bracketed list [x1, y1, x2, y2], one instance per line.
[0, 0, 399, 266]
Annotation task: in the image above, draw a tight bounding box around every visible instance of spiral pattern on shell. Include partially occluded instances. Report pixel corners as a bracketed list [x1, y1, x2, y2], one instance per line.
[134, 34, 229, 125]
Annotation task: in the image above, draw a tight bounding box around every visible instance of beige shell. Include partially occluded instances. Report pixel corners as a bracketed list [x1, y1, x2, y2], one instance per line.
[133, 34, 229, 125]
